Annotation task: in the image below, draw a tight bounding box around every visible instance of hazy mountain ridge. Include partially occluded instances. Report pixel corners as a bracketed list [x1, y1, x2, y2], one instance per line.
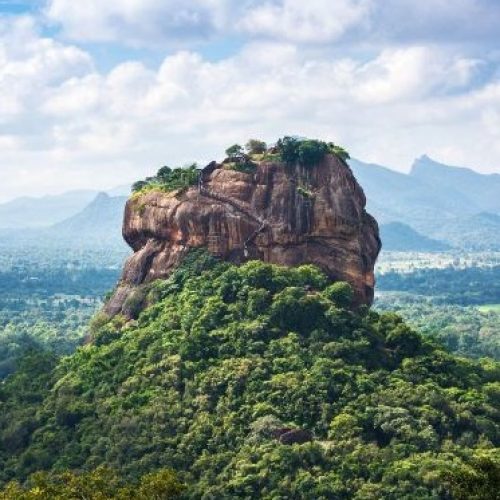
[379, 222, 451, 251]
[0, 185, 130, 230]
[2, 156, 499, 251]
[0, 190, 99, 229]
[0, 192, 128, 251]
[349, 156, 500, 250]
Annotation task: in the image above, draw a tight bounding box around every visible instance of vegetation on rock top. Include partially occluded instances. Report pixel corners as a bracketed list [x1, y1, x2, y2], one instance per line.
[132, 164, 199, 196]
[130, 137, 351, 197]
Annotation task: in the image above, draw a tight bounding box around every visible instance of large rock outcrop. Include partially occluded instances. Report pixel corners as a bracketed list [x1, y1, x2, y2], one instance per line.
[106, 155, 381, 317]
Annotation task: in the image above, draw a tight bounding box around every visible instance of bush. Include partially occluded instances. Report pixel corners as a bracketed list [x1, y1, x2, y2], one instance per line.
[245, 139, 267, 155]
[132, 164, 199, 195]
[225, 144, 244, 159]
[276, 137, 330, 167]
[323, 281, 354, 308]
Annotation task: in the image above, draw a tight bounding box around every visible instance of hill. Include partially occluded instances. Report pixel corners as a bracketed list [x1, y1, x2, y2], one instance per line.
[52, 192, 128, 246]
[411, 155, 500, 214]
[0, 190, 99, 229]
[0, 253, 498, 498]
[380, 222, 451, 251]
[0, 193, 128, 251]
[349, 157, 500, 249]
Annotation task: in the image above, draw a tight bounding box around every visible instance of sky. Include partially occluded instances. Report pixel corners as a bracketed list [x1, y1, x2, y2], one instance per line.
[0, 0, 500, 202]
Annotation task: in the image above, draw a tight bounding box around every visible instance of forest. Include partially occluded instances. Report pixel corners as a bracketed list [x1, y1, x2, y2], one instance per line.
[0, 251, 498, 498]
[377, 265, 500, 305]
[0, 247, 125, 378]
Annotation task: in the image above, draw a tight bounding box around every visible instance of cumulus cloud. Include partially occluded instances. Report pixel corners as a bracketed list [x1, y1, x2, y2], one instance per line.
[238, 0, 500, 45]
[369, 0, 500, 44]
[45, 0, 228, 46]
[41, 0, 500, 49]
[1, 10, 500, 201]
[0, 16, 92, 121]
[239, 0, 371, 43]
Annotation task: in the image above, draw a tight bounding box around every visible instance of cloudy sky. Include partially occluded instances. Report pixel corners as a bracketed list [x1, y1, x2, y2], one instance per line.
[0, 0, 499, 201]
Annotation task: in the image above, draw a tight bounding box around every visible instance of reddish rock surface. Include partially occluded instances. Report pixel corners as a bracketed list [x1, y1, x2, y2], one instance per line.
[106, 155, 381, 316]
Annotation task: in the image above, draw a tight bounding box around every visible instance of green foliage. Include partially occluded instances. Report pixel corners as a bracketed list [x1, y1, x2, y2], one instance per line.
[245, 139, 267, 155]
[444, 451, 500, 500]
[377, 265, 500, 306]
[376, 271, 500, 360]
[0, 247, 124, 378]
[0, 467, 184, 499]
[296, 185, 313, 198]
[323, 281, 354, 308]
[328, 143, 351, 161]
[225, 144, 244, 158]
[224, 160, 256, 174]
[0, 255, 498, 498]
[132, 164, 199, 195]
[276, 136, 349, 167]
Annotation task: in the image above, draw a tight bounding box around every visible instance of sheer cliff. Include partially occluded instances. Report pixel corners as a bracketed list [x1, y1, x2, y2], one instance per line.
[106, 153, 381, 317]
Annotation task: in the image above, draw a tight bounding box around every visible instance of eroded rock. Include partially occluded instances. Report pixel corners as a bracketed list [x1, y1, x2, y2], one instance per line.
[106, 155, 381, 317]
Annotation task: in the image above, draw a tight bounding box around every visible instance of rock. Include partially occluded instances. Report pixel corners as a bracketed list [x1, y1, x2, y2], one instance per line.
[106, 154, 381, 317]
[278, 429, 313, 445]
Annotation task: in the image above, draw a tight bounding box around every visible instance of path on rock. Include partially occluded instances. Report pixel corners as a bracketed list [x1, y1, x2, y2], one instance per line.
[198, 173, 268, 255]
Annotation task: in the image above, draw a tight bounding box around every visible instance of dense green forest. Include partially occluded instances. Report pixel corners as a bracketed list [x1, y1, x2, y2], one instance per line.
[376, 293, 500, 360]
[1, 252, 498, 498]
[0, 248, 125, 378]
[377, 266, 500, 305]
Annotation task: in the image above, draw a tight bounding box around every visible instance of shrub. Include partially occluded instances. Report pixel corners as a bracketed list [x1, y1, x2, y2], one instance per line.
[276, 137, 330, 167]
[245, 139, 267, 155]
[323, 281, 354, 308]
[132, 164, 199, 195]
[225, 144, 244, 159]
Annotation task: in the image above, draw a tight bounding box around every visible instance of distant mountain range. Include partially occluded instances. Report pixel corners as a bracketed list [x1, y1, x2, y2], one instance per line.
[379, 222, 451, 252]
[349, 155, 500, 250]
[1, 157, 498, 252]
[0, 192, 128, 251]
[0, 185, 130, 229]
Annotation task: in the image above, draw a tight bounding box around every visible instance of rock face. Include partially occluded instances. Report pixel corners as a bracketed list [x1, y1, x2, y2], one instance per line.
[105, 155, 381, 317]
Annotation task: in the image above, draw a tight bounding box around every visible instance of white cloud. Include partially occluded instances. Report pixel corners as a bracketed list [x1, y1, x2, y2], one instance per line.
[239, 0, 371, 43]
[0, 16, 93, 122]
[45, 0, 228, 46]
[352, 47, 481, 103]
[1, 15, 500, 202]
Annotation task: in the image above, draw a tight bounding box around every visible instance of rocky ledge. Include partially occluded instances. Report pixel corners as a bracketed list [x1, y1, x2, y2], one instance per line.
[106, 154, 381, 317]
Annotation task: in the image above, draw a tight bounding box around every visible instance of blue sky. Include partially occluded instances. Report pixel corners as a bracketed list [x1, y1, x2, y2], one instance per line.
[0, 0, 500, 201]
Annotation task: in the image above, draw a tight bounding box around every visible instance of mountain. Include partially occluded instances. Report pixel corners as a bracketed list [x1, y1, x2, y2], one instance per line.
[106, 154, 380, 317]
[429, 212, 500, 251]
[52, 192, 127, 245]
[0, 193, 128, 251]
[0, 185, 132, 230]
[0, 190, 98, 229]
[411, 155, 500, 214]
[380, 222, 451, 251]
[349, 157, 500, 249]
[0, 254, 497, 498]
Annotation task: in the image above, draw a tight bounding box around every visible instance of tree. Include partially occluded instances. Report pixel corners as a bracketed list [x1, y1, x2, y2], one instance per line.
[156, 166, 172, 180]
[297, 140, 329, 167]
[245, 139, 267, 155]
[225, 144, 244, 159]
[276, 136, 300, 164]
[329, 144, 350, 161]
[323, 281, 354, 308]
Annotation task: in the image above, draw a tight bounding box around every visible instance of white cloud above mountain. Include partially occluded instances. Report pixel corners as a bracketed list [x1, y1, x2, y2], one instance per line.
[0, 1, 499, 200]
[239, 0, 371, 43]
[45, 0, 228, 46]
